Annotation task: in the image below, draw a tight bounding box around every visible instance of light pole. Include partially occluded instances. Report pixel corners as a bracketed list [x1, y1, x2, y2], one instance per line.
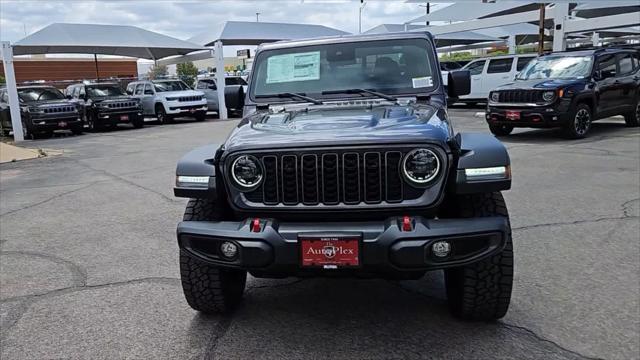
[418, 2, 430, 27]
[256, 12, 260, 22]
[358, 0, 366, 34]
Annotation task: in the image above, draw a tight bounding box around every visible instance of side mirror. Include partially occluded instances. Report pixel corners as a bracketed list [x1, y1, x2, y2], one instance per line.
[448, 70, 471, 97]
[144, 90, 154, 95]
[208, 85, 217, 90]
[66, 95, 72, 100]
[593, 70, 602, 80]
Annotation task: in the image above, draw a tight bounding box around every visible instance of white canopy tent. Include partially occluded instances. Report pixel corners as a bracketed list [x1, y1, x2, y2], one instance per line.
[1, 23, 207, 141]
[165, 21, 349, 120]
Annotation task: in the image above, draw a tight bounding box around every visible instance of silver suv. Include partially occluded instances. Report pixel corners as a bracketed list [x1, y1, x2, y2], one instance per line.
[126, 80, 207, 123]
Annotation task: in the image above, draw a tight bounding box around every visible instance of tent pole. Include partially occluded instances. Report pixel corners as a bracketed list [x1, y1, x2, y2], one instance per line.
[1, 42, 24, 141]
[94, 54, 99, 80]
[214, 42, 228, 120]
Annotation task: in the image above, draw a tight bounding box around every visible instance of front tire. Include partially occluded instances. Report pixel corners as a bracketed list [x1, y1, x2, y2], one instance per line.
[489, 124, 514, 136]
[194, 111, 206, 122]
[156, 104, 172, 124]
[624, 100, 639, 127]
[563, 103, 592, 139]
[440, 192, 513, 321]
[180, 199, 247, 314]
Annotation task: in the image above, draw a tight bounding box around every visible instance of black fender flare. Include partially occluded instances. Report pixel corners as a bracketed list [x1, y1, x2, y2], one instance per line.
[452, 132, 511, 194]
[174, 144, 220, 199]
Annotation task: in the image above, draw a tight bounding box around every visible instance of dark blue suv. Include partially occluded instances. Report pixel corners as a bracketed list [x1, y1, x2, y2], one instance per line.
[486, 47, 640, 138]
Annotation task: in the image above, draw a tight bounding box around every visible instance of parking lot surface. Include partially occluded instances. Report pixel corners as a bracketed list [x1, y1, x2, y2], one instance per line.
[1, 110, 638, 359]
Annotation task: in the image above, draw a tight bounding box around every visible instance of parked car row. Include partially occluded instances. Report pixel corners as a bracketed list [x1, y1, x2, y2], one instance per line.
[0, 76, 250, 139]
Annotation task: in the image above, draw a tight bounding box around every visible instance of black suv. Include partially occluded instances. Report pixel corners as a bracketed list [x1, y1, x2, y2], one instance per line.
[0, 86, 83, 139]
[66, 83, 143, 131]
[174, 33, 515, 321]
[487, 47, 640, 138]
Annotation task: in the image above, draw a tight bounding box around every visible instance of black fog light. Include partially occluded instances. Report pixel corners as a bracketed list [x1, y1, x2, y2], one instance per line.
[431, 241, 451, 258]
[220, 241, 238, 259]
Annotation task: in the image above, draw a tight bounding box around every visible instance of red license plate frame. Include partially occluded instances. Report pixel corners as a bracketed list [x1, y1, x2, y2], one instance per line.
[120, 115, 129, 121]
[505, 110, 520, 120]
[299, 233, 361, 269]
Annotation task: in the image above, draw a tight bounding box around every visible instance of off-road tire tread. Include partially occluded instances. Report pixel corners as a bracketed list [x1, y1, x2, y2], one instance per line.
[489, 124, 514, 136]
[180, 199, 247, 314]
[623, 100, 639, 127]
[443, 192, 513, 321]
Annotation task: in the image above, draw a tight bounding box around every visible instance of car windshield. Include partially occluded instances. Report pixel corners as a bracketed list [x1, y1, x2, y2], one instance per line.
[153, 81, 190, 92]
[18, 87, 65, 102]
[251, 38, 437, 101]
[226, 77, 248, 86]
[517, 56, 593, 80]
[87, 85, 125, 97]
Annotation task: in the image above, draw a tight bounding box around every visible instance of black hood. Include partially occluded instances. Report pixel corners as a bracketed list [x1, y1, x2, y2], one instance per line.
[223, 103, 452, 153]
[92, 96, 135, 103]
[496, 78, 585, 91]
[25, 99, 76, 108]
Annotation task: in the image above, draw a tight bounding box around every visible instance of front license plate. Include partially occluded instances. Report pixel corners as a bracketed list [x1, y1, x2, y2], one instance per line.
[120, 115, 129, 121]
[189, 108, 196, 113]
[58, 121, 67, 127]
[505, 110, 520, 120]
[300, 234, 360, 268]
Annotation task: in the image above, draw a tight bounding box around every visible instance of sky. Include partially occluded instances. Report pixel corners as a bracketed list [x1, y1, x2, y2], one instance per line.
[0, 0, 444, 44]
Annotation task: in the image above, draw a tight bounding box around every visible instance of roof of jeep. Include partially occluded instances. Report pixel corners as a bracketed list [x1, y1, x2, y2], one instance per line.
[257, 31, 433, 52]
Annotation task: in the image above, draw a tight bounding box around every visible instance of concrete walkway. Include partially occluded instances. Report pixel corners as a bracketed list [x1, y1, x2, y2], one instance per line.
[0, 142, 45, 163]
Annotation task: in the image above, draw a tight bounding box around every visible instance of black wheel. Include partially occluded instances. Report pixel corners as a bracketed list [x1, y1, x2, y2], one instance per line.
[87, 113, 103, 132]
[563, 103, 592, 139]
[440, 192, 513, 321]
[624, 100, 639, 127]
[71, 125, 83, 135]
[156, 104, 172, 124]
[194, 111, 206, 122]
[180, 199, 247, 314]
[132, 117, 144, 129]
[489, 124, 514, 136]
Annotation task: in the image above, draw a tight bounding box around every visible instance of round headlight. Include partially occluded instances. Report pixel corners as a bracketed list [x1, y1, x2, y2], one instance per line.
[402, 148, 440, 185]
[542, 91, 556, 102]
[231, 155, 263, 189]
[491, 92, 500, 102]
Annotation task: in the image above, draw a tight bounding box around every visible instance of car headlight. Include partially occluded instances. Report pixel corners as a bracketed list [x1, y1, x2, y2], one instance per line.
[28, 106, 44, 114]
[231, 155, 263, 189]
[490, 92, 500, 103]
[165, 97, 179, 101]
[542, 91, 556, 102]
[402, 148, 440, 185]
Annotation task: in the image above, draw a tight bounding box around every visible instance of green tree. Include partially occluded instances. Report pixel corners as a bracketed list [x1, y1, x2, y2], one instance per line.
[439, 52, 473, 62]
[147, 64, 168, 80]
[177, 62, 199, 87]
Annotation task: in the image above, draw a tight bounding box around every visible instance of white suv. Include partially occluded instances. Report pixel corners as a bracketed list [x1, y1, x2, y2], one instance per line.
[455, 54, 537, 105]
[127, 80, 208, 123]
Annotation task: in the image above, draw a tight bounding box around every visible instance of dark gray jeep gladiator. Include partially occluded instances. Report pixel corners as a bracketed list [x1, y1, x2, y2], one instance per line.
[174, 32, 514, 321]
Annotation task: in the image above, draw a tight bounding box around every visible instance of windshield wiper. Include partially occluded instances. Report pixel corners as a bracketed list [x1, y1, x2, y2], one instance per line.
[322, 88, 397, 102]
[256, 92, 322, 105]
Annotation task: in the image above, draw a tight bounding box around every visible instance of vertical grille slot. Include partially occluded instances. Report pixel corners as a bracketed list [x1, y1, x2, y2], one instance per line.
[262, 156, 279, 204]
[385, 151, 403, 202]
[301, 154, 319, 205]
[364, 152, 382, 203]
[281, 155, 298, 205]
[342, 153, 360, 204]
[322, 154, 339, 204]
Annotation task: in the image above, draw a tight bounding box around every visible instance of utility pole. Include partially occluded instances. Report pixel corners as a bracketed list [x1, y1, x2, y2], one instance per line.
[419, 3, 431, 27]
[256, 12, 260, 22]
[538, 3, 546, 55]
[359, 0, 366, 34]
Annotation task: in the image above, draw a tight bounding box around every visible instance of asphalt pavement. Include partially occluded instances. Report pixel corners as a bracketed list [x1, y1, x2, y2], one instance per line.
[0, 110, 638, 359]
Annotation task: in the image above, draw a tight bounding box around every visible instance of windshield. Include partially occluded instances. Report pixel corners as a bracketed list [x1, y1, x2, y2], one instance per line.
[251, 38, 437, 101]
[226, 77, 247, 86]
[153, 81, 190, 92]
[18, 87, 65, 102]
[517, 56, 593, 80]
[87, 85, 125, 97]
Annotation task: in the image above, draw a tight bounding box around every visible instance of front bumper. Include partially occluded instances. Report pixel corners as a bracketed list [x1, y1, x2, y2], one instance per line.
[30, 114, 83, 131]
[177, 216, 509, 277]
[486, 100, 571, 128]
[166, 101, 208, 115]
[96, 110, 143, 124]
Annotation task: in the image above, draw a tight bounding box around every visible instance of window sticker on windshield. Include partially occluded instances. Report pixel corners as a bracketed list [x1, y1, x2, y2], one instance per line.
[266, 51, 321, 84]
[412, 76, 433, 88]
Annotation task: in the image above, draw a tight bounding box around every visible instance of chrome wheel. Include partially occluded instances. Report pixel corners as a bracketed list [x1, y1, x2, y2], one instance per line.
[574, 108, 591, 136]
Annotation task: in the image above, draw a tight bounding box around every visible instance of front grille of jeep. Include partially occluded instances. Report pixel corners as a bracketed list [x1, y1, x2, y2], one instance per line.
[237, 149, 428, 207]
[43, 106, 75, 113]
[495, 90, 544, 104]
[178, 96, 202, 102]
[107, 101, 137, 109]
